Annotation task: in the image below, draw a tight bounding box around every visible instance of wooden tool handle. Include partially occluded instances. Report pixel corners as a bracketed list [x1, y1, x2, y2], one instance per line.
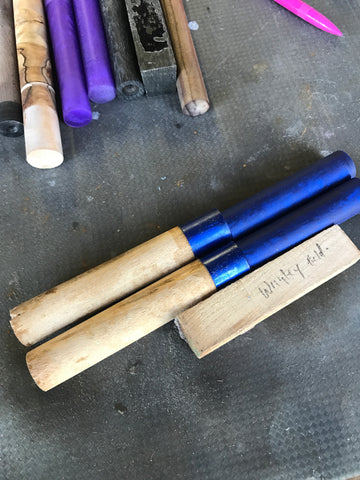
[13, 0, 63, 168]
[0, 1, 23, 136]
[0, 1, 19, 103]
[26, 260, 216, 391]
[160, 0, 209, 116]
[10, 227, 195, 346]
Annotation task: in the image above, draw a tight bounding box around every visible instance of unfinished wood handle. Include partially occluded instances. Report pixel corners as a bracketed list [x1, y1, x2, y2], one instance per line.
[160, 0, 209, 116]
[13, 0, 63, 168]
[0, 1, 23, 136]
[26, 260, 216, 391]
[10, 227, 195, 346]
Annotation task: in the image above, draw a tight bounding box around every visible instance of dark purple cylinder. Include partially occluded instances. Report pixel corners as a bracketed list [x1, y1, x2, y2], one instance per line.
[72, 0, 116, 104]
[44, 0, 92, 128]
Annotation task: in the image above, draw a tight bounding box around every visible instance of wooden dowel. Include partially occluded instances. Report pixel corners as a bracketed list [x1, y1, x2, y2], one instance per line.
[160, 0, 209, 116]
[98, 0, 145, 99]
[177, 226, 360, 358]
[13, 0, 63, 168]
[0, 0, 23, 137]
[26, 260, 216, 391]
[10, 227, 194, 346]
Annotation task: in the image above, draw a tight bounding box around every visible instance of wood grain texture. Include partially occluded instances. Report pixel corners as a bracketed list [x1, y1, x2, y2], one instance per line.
[13, 0, 63, 167]
[124, 0, 176, 94]
[98, 0, 145, 99]
[177, 226, 360, 358]
[10, 226, 195, 346]
[160, 0, 209, 116]
[0, 0, 23, 136]
[26, 260, 216, 391]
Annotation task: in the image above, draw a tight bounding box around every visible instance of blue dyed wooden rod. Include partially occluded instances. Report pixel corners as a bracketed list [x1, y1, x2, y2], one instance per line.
[182, 150, 356, 255]
[10, 151, 356, 347]
[26, 179, 360, 390]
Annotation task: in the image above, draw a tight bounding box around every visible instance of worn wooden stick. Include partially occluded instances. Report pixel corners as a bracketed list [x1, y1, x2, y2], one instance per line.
[0, 0, 23, 137]
[13, 0, 63, 168]
[26, 260, 216, 391]
[177, 225, 360, 358]
[160, 0, 209, 116]
[10, 227, 194, 346]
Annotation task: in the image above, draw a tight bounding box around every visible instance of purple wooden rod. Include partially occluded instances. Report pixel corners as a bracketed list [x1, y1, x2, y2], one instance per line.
[72, 0, 116, 104]
[44, 0, 92, 128]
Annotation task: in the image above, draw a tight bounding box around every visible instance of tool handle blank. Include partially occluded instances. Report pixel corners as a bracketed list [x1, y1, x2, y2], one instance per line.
[0, 1, 23, 136]
[12, 0, 63, 167]
[98, 0, 145, 98]
[223, 151, 356, 240]
[160, 0, 209, 116]
[10, 227, 194, 346]
[26, 261, 216, 391]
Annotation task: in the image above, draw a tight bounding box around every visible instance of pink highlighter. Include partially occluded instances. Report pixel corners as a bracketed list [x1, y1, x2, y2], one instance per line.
[273, 0, 342, 36]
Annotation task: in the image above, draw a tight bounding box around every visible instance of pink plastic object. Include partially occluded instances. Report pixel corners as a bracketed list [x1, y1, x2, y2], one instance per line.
[273, 0, 342, 36]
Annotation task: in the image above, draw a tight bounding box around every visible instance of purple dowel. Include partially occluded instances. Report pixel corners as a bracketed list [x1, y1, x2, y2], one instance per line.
[72, 0, 116, 104]
[44, 0, 92, 128]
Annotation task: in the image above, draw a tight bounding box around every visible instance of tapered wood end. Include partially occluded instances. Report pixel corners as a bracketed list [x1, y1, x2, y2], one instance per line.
[183, 99, 210, 117]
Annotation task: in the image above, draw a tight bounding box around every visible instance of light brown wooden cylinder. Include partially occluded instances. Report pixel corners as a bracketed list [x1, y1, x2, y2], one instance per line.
[13, 0, 63, 168]
[10, 227, 195, 346]
[160, 0, 209, 116]
[0, 0, 23, 136]
[26, 260, 216, 391]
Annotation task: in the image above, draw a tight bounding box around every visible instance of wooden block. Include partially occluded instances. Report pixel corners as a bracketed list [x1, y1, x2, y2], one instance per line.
[124, 0, 176, 95]
[177, 225, 360, 358]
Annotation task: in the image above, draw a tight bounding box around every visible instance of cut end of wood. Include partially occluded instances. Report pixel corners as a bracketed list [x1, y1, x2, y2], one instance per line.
[183, 99, 209, 117]
[26, 351, 49, 392]
[26, 149, 64, 169]
[9, 313, 29, 347]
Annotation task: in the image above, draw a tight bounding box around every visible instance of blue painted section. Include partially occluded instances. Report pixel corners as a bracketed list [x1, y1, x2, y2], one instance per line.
[181, 151, 356, 257]
[202, 242, 250, 288]
[180, 209, 232, 256]
[223, 151, 356, 239]
[238, 178, 360, 268]
[202, 178, 360, 288]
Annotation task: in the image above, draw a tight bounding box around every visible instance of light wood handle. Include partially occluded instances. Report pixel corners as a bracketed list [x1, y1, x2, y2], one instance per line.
[160, 0, 209, 116]
[0, 1, 23, 136]
[10, 227, 195, 346]
[26, 260, 216, 391]
[13, 0, 63, 168]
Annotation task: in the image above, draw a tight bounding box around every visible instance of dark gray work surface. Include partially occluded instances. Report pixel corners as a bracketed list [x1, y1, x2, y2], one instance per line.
[1, 1, 360, 479]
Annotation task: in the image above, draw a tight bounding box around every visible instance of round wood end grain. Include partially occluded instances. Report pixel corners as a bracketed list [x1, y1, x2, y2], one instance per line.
[26, 351, 49, 391]
[26, 148, 63, 169]
[183, 99, 209, 117]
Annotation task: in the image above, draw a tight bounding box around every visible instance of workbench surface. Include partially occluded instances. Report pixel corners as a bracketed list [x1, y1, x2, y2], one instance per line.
[1, 1, 360, 478]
